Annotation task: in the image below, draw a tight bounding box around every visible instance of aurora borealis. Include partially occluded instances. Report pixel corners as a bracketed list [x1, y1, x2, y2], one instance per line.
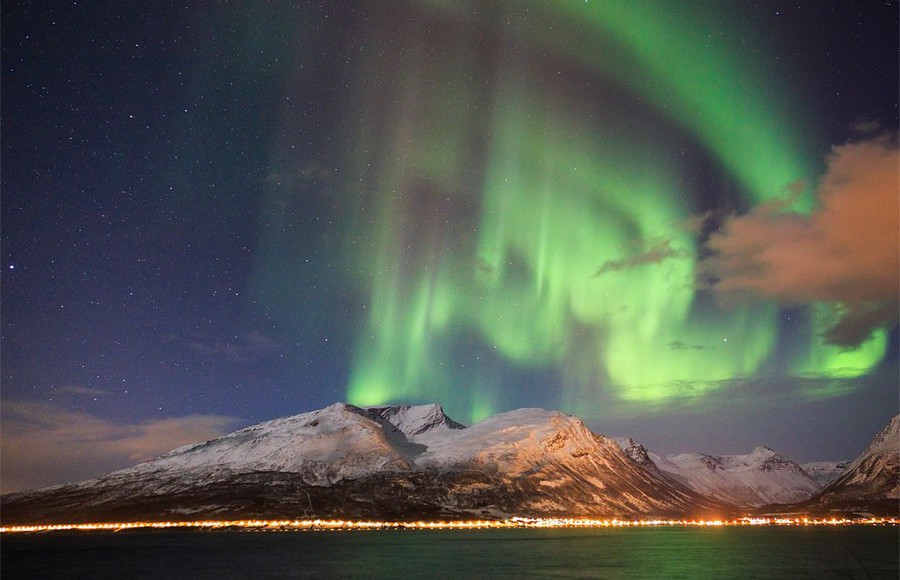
[2, 0, 898, 492]
[338, 1, 894, 417]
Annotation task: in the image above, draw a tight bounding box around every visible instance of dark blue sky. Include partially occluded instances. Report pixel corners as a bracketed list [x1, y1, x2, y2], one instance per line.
[2, 1, 897, 492]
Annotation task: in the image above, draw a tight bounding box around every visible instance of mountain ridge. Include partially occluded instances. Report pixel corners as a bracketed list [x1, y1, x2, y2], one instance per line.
[3, 405, 896, 524]
[0, 404, 731, 525]
[616, 439, 821, 507]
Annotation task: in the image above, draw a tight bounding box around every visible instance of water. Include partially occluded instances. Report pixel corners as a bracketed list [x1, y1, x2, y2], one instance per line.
[3, 526, 897, 579]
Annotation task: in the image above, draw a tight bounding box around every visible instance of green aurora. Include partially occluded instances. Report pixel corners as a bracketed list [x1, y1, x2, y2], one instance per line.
[339, 1, 888, 422]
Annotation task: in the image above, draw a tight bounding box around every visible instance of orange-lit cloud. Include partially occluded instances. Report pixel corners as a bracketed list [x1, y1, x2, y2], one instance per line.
[0, 402, 239, 494]
[703, 135, 899, 347]
[594, 239, 687, 276]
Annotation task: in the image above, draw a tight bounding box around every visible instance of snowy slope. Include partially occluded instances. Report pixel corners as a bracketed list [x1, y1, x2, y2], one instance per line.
[123, 403, 416, 486]
[113, 402, 472, 486]
[801, 414, 899, 515]
[416, 408, 601, 471]
[616, 440, 820, 507]
[832, 413, 900, 492]
[408, 408, 726, 516]
[801, 461, 849, 487]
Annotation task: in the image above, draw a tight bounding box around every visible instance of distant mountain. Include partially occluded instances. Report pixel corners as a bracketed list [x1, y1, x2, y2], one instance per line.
[798, 414, 899, 516]
[801, 461, 850, 487]
[617, 440, 821, 508]
[0, 404, 730, 525]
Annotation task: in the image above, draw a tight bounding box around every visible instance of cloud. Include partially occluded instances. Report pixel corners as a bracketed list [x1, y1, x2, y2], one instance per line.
[667, 340, 708, 351]
[679, 210, 716, 235]
[57, 385, 107, 397]
[702, 135, 899, 347]
[173, 330, 278, 364]
[594, 239, 686, 276]
[0, 402, 239, 494]
[849, 119, 882, 136]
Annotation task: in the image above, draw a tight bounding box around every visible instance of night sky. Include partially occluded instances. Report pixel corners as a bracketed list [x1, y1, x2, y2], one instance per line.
[2, 1, 898, 493]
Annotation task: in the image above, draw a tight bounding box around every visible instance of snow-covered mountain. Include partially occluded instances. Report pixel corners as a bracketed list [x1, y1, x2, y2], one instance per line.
[615, 437, 660, 473]
[799, 414, 899, 516]
[617, 439, 821, 508]
[0, 403, 729, 525]
[800, 461, 849, 487]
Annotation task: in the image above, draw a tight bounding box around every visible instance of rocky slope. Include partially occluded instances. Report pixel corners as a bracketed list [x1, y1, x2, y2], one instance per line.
[797, 414, 899, 516]
[0, 404, 730, 525]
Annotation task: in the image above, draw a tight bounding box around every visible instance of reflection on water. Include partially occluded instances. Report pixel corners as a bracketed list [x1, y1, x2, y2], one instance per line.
[3, 526, 898, 579]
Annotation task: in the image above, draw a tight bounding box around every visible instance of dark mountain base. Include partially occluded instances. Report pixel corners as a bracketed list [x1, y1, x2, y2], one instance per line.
[787, 496, 899, 518]
[1, 468, 732, 526]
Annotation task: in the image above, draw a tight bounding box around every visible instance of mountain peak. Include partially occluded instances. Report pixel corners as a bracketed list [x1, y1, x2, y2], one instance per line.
[750, 446, 778, 457]
[862, 413, 900, 457]
[362, 403, 466, 437]
[615, 437, 657, 471]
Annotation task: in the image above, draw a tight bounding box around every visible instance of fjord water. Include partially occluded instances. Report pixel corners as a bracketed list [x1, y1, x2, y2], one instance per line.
[3, 526, 897, 579]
